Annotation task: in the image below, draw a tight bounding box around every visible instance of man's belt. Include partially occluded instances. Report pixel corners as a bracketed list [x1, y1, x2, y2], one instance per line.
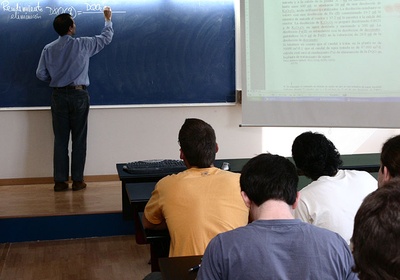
[53, 85, 87, 90]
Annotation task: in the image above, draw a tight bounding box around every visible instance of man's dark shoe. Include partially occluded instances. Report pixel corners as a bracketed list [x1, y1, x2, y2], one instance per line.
[72, 181, 87, 191]
[54, 182, 69, 192]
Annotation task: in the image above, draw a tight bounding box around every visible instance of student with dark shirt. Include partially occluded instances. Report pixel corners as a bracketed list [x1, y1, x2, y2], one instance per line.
[198, 153, 357, 280]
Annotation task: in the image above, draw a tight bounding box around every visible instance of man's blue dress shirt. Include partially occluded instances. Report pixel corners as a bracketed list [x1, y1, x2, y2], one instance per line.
[36, 20, 113, 87]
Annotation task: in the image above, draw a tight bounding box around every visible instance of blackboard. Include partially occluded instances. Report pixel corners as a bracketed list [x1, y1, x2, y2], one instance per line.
[0, 1, 236, 108]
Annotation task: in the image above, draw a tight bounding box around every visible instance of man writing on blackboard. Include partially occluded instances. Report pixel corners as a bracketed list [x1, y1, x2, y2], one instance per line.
[36, 7, 113, 192]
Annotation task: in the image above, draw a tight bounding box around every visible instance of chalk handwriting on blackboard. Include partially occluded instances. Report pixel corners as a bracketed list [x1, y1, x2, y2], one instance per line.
[1, 1, 125, 20]
[1, 1, 43, 19]
[46, 5, 77, 18]
[0, 1, 235, 108]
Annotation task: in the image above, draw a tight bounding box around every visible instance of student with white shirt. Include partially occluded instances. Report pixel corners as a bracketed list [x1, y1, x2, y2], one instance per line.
[291, 131, 377, 244]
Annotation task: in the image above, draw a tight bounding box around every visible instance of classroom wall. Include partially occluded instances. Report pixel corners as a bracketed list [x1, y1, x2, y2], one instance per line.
[0, 105, 262, 179]
[3, 1, 396, 181]
[263, 127, 400, 157]
[2, 104, 399, 180]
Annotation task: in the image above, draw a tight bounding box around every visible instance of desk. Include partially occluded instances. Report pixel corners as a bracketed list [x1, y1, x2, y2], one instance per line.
[126, 182, 160, 243]
[125, 182, 170, 244]
[116, 163, 172, 220]
[116, 159, 247, 220]
[126, 182, 170, 272]
[159, 255, 203, 280]
[117, 155, 379, 220]
[116, 154, 380, 271]
[118, 160, 242, 271]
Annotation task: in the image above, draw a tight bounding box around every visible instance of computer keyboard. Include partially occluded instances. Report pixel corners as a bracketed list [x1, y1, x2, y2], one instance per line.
[123, 159, 186, 174]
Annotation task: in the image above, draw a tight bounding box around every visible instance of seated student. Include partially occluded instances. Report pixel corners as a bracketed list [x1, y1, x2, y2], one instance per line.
[142, 118, 249, 257]
[351, 180, 400, 280]
[197, 153, 357, 280]
[378, 134, 400, 187]
[291, 131, 377, 244]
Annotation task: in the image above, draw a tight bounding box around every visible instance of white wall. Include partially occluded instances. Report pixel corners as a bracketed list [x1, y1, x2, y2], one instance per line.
[2, 105, 398, 180]
[0, 105, 262, 179]
[262, 127, 400, 157]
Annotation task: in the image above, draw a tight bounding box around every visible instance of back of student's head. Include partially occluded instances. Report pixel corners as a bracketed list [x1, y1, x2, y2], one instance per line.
[240, 153, 298, 206]
[291, 131, 342, 181]
[351, 180, 400, 280]
[178, 118, 216, 168]
[381, 134, 400, 178]
[53, 13, 73, 36]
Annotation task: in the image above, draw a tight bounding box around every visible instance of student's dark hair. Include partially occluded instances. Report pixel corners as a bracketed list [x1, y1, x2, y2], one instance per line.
[53, 13, 73, 36]
[380, 135, 400, 178]
[178, 118, 216, 168]
[351, 180, 400, 280]
[291, 131, 342, 181]
[240, 153, 298, 206]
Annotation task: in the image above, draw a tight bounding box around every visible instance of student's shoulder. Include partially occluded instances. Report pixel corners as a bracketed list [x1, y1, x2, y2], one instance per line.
[345, 169, 375, 178]
[212, 224, 249, 242]
[305, 222, 348, 245]
[214, 167, 240, 177]
[298, 180, 322, 194]
[156, 171, 185, 184]
[345, 169, 378, 184]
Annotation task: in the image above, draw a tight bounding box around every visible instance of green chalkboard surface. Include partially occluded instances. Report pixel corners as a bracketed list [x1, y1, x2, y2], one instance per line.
[0, 1, 235, 108]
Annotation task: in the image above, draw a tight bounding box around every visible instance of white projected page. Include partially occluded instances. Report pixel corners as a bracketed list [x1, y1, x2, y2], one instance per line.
[245, 0, 400, 101]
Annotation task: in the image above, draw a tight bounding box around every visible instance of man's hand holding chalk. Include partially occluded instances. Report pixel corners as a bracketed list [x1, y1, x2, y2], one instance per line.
[103, 6, 112, 21]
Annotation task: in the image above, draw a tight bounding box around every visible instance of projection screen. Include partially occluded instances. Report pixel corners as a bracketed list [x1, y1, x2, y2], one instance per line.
[240, 0, 400, 128]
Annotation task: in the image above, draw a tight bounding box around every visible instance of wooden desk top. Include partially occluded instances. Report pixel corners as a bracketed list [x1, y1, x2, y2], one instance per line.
[159, 255, 203, 280]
